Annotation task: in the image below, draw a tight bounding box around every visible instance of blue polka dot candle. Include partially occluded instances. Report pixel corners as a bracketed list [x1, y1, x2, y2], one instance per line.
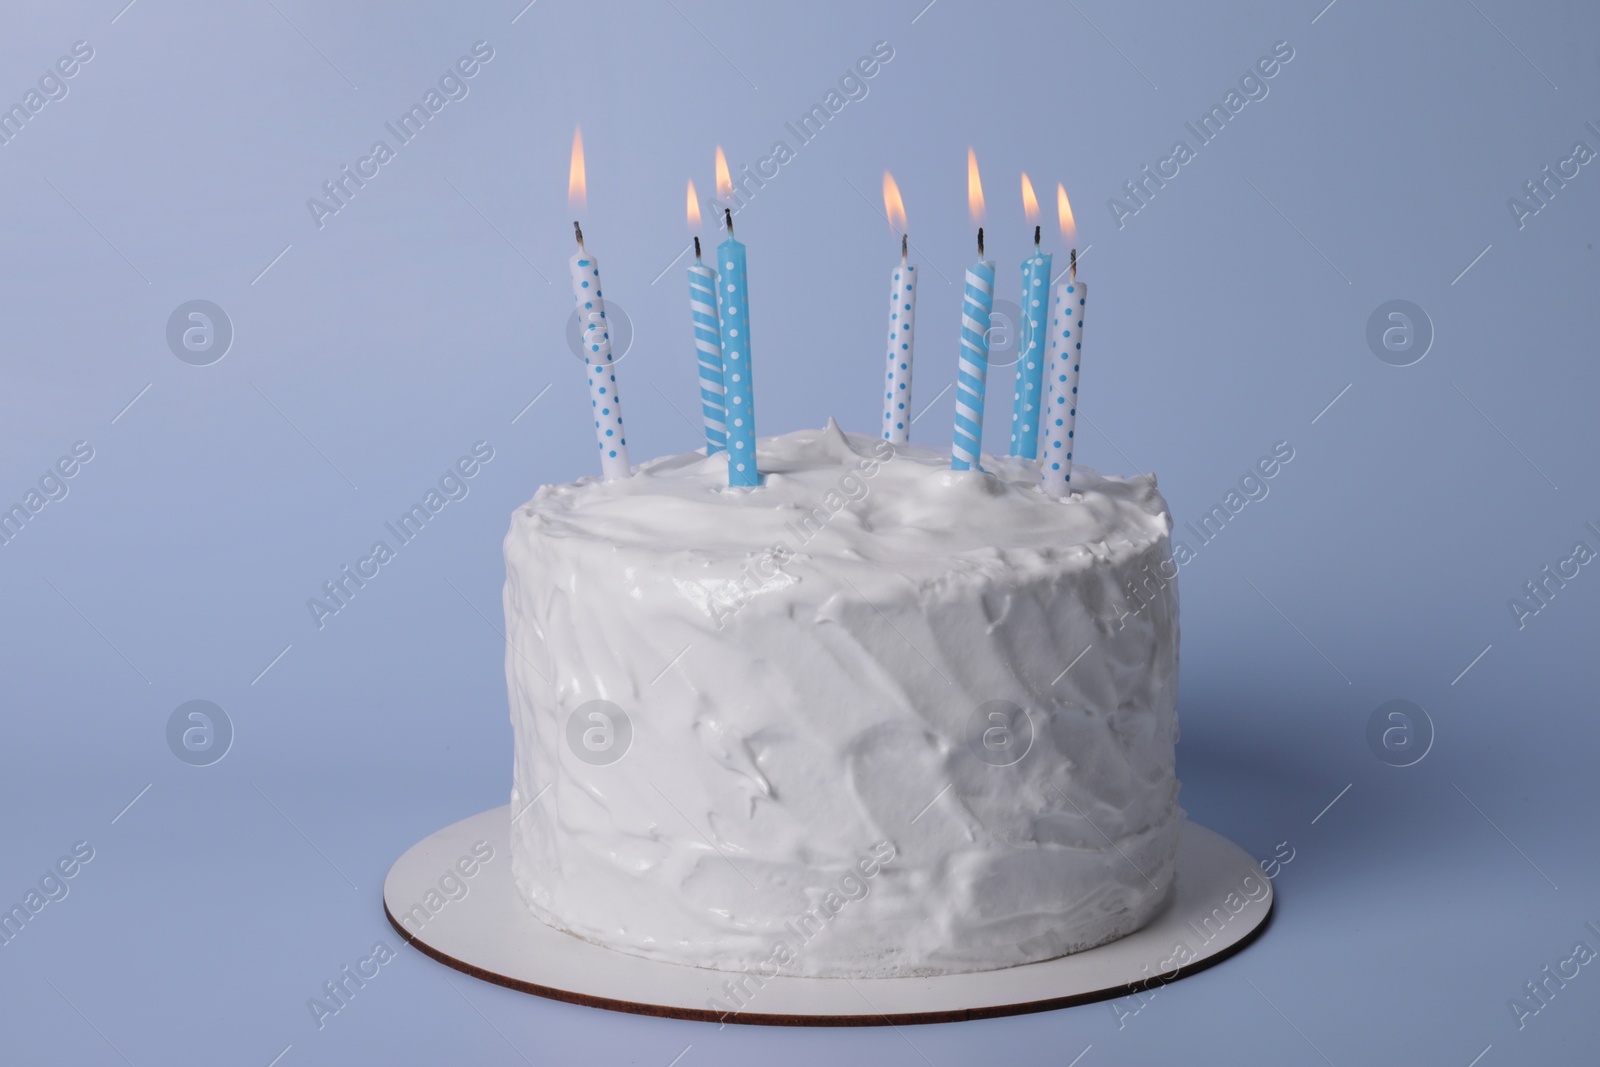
[1040, 190, 1087, 497]
[569, 222, 630, 481]
[686, 184, 727, 454]
[1009, 176, 1052, 459]
[716, 208, 760, 487]
[1010, 244, 1052, 458]
[881, 171, 916, 444]
[952, 150, 994, 471]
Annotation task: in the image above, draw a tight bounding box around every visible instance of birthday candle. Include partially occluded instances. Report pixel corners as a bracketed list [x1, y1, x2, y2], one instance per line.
[716, 208, 759, 487]
[951, 150, 994, 471]
[569, 223, 630, 481]
[1010, 174, 1051, 459]
[882, 172, 916, 444]
[566, 128, 628, 481]
[686, 182, 727, 454]
[883, 245, 918, 443]
[951, 233, 995, 470]
[1040, 187, 1086, 496]
[688, 244, 727, 454]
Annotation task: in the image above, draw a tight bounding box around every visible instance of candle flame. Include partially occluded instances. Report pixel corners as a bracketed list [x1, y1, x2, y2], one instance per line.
[686, 180, 701, 230]
[1057, 183, 1077, 247]
[1021, 172, 1039, 224]
[568, 125, 586, 214]
[883, 171, 907, 234]
[967, 147, 985, 226]
[715, 145, 732, 203]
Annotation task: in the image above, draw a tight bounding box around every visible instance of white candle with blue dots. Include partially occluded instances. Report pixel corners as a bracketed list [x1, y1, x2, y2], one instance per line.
[882, 233, 917, 444]
[881, 172, 916, 444]
[569, 221, 630, 481]
[1039, 248, 1087, 497]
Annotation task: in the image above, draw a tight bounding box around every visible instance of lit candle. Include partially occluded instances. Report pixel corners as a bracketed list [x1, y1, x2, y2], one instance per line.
[1010, 173, 1051, 459]
[1040, 185, 1086, 496]
[685, 181, 727, 455]
[881, 171, 916, 444]
[567, 127, 629, 480]
[715, 148, 759, 487]
[951, 148, 995, 472]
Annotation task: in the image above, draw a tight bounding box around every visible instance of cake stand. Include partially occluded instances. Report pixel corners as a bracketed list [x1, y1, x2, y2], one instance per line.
[384, 807, 1272, 1026]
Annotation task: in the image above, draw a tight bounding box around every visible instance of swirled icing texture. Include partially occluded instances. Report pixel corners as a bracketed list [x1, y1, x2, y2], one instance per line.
[504, 422, 1182, 977]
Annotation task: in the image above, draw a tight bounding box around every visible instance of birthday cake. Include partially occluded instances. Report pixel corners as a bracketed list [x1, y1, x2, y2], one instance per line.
[501, 421, 1182, 978]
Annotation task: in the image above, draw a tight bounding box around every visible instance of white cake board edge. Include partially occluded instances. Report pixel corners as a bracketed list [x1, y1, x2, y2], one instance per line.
[384, 806, 1273, 1027]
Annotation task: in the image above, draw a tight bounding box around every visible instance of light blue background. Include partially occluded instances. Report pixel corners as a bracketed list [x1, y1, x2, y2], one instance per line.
[2, 1, 1597, 1063]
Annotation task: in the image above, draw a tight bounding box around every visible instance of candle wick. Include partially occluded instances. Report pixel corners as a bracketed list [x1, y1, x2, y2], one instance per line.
[901, 233, 908, 261]
[694, 234, 702, 260]
[724, 208, 734, 235]
[1034, 224, 1041, 249]
[1070, 247, 1077, 280]
[977, 226, 984, 257]
[573, 220, 585, 249]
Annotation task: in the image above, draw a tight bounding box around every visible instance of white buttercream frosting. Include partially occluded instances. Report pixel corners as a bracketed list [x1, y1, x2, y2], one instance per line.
[504, 422, 1183, 978]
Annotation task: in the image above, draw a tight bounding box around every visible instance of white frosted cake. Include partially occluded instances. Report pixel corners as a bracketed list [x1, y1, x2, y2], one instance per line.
[502, 421, 1183, 978]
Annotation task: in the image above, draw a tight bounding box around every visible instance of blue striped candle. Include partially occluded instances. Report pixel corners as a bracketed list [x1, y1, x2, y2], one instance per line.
[1039, 265, 1087, 496]
[1010, 234, 1051, 459]
[569, 223, 629, 480]
[687, 237, 727, 454]
[951, 231, 995, 471]
[716, 211, 759, 487]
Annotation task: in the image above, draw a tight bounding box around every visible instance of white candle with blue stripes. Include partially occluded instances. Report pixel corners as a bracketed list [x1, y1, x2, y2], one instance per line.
[566, 129, 628, 481]
[715, 207, 760, 487]
[1041, 186, 1087, 497]
[951, 149, 995, 471]
[685, 182, 727, 454]
[1010, 173, 1051, 459]
[881, 171, 916, 444]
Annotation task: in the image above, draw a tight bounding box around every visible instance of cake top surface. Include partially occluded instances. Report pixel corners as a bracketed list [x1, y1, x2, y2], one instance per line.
[514, 422, 1171, 575]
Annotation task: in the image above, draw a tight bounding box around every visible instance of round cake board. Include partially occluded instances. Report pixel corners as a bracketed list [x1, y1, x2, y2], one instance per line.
[384, 807, 1272, 1027]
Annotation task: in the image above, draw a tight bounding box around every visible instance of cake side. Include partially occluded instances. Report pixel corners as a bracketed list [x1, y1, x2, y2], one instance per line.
[503, 423, 1182, 978]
